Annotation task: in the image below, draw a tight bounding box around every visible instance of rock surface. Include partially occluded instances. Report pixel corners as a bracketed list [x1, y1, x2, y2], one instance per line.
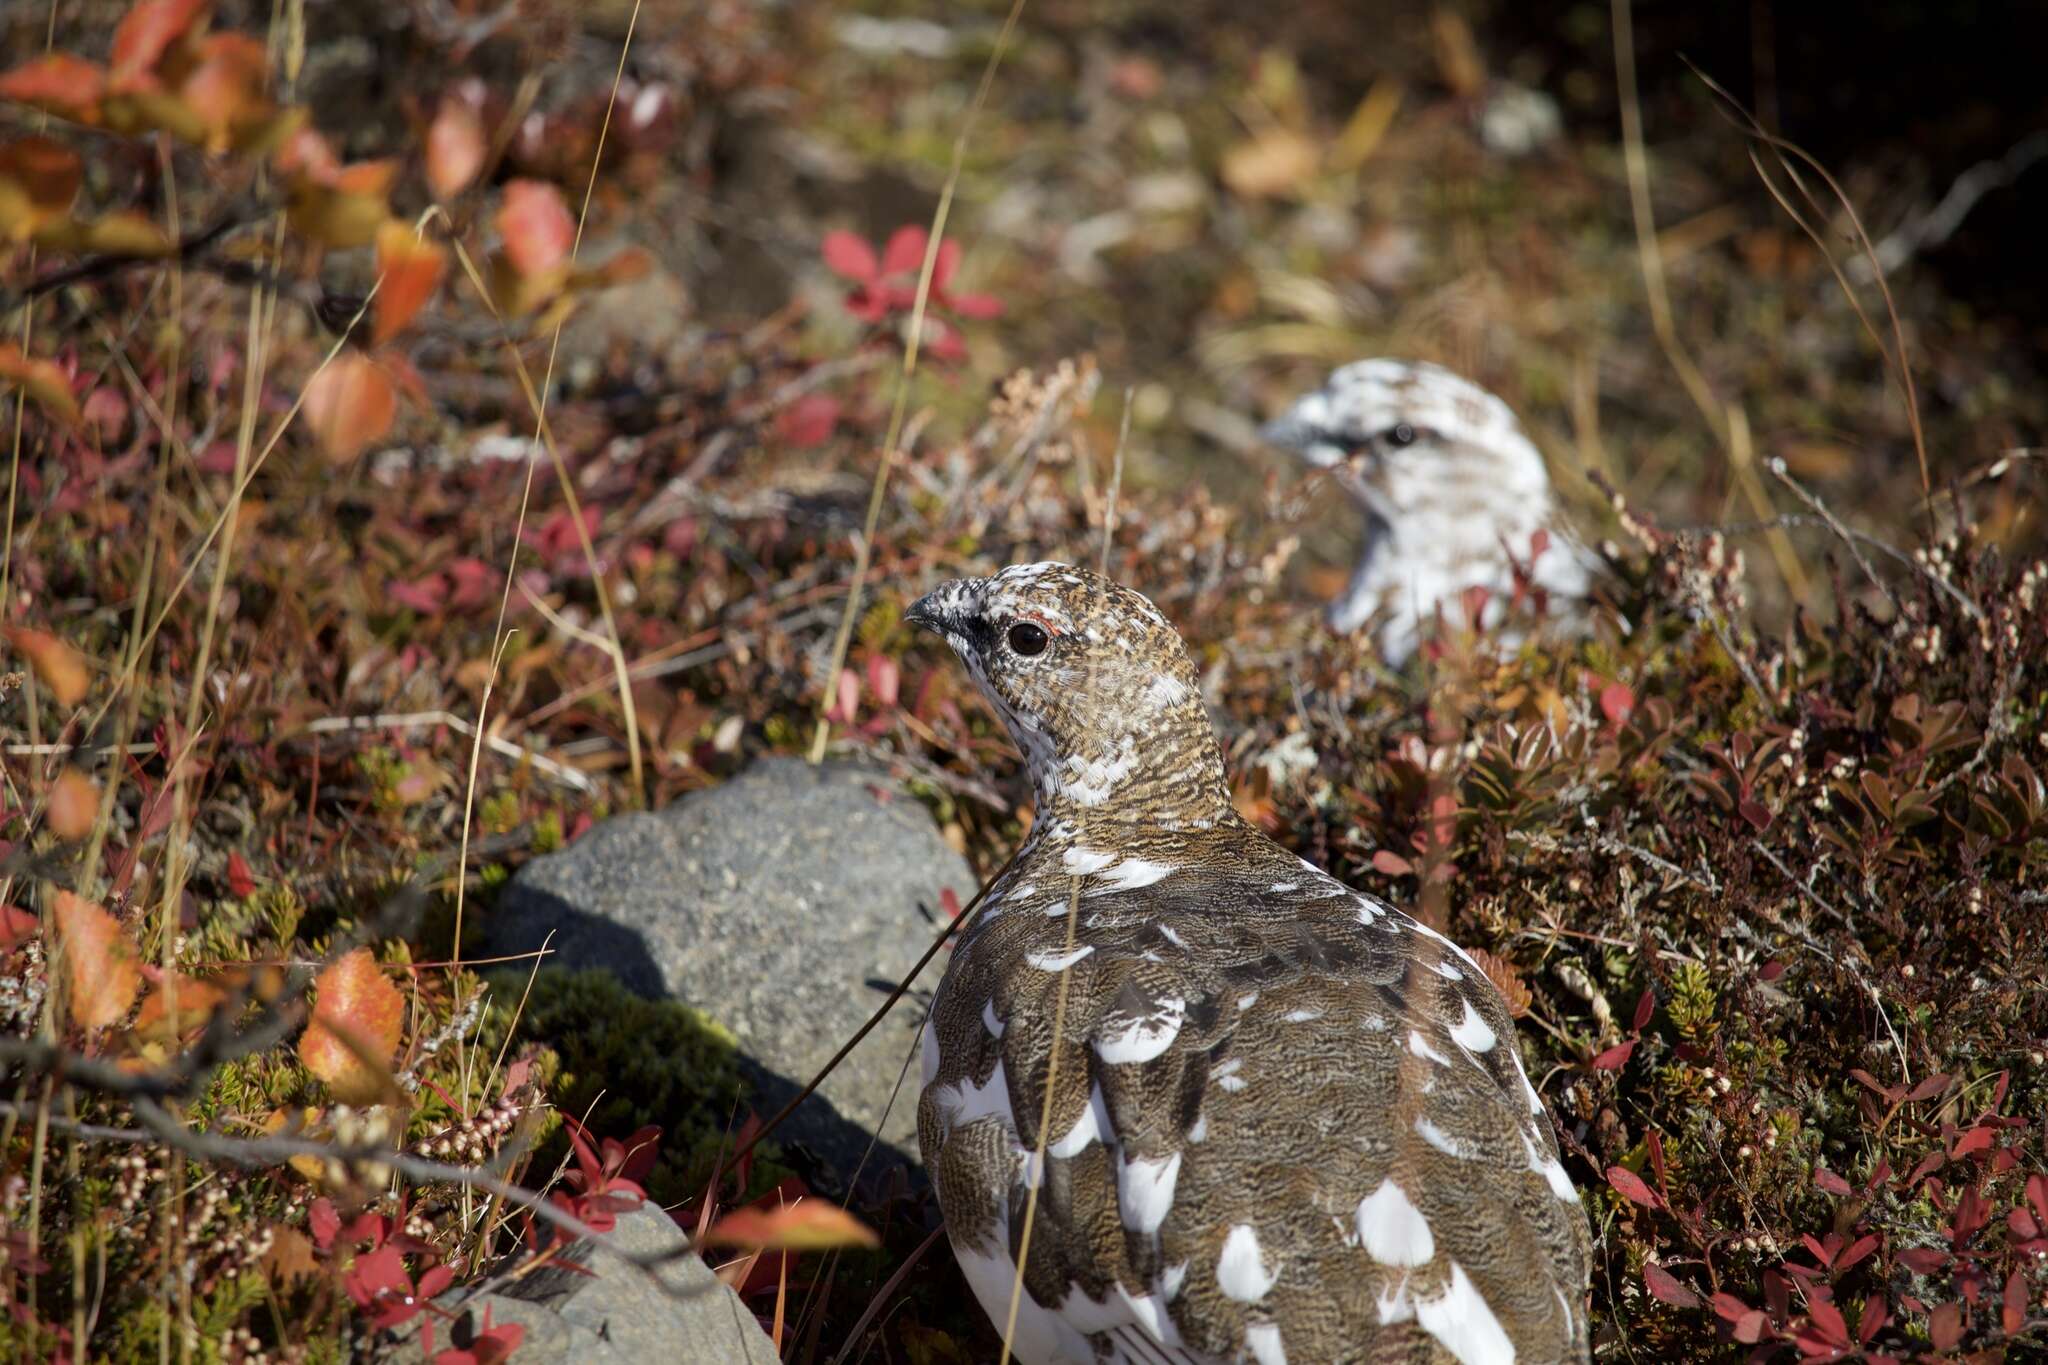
[489, 757, 976, 1179]
[412, 1204, 779, 1365]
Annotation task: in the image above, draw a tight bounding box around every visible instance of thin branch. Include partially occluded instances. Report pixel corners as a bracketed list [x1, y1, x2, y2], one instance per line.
[300, 710, 592, 792]
[0, 1098, 702, 1277]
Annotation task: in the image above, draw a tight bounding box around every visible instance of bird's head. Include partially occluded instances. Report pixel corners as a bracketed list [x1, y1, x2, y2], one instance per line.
[1260, 358, 1552, 525]
[905, 563, 1232, 828]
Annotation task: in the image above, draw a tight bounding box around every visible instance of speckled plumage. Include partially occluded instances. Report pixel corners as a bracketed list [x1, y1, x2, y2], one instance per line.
[1261, 359, 1599, 665]
[908, 564, 1592, 1365]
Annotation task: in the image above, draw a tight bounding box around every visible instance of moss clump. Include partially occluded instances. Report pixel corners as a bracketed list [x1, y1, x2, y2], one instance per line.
[486, 967, 779, 1207]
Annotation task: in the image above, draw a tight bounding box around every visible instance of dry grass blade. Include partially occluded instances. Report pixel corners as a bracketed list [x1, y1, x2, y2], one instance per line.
[807, 0, 1031, 765]
[998, 872, 1081, 1365]
[1682, 57, 1931, 506]
[1101, 387, 1131, 575]
[1610, 0, 1810, 607]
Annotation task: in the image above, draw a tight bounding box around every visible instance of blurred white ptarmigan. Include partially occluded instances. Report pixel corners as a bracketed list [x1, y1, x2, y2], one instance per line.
[908, 563, 1591, 1365]
[1261, 359, 1599, 665]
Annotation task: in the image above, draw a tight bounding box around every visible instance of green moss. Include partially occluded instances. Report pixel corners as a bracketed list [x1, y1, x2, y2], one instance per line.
[483, 968, 782, 1207]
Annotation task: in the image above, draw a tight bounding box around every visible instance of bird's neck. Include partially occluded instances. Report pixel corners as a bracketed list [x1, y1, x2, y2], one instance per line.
[1009, 699, 1239, 835]
[1337, 441, 1570, 646]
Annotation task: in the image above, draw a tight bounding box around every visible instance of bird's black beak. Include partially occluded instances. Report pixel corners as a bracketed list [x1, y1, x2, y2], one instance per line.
[906, 578, 974, 637]
[904, 593, 941, 634]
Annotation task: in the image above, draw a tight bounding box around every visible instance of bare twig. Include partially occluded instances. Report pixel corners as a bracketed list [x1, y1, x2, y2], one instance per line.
[301, 710, 593, 792]
[0, 1099, 701, 1277]
[1763, 458, 1899, 615]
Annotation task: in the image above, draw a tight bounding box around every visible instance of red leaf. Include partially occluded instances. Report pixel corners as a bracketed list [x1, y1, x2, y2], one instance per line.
[1858, 1294, 1889, 1345]
[1814, 1168, 1854, 1196]
[1644, 1261, 1700, 1308]
[1759, 959, 1787, 981]
[866, 653, 900, 709]
[1895, 1247, 1947, 1275]
[1928, 1301, 1962, 1350]
[1631, 987, 1656, 1033]
[948, 289, 1004, 319]
[929, 235, 960, 290]
[1606, 1164, 1661, 1208]
[1805, 1299, 1852, 1346]
[1592, 1039, 1637, 1071]
[1599, 681, 1635, 728]
[773, 393, 840, 449]
[387, 574, 448, 616]
[0, 905, 38, 950]
[1905, 1073, 1952, 1102]
[416, 1264, 454, 1301]
[1371, 849, 1413, 877]
[2003, 1268, 2025, 1335]
[2029, 1172, 2048, 1226]
[819, 229, 877, 282]
[497, 179, 574, 278]
[1712, 1292, 1757, 1324]
[0, 54, 107, 123]
[1837, 1234, 1880, 1273]
[425, 88, 487, 200]
[110, 0, 210, 91]
[823, 667, 859, 724]
[879, 224, 927, 277]
[1949, 1126, 1995, 1160]
[1848, 1068, 1903, 1104]
[225, 851, 257, 898]
[309, 1197, 341, 1251]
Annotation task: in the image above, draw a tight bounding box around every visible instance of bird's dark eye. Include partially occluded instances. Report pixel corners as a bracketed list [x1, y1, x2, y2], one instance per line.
[1387, 422, 1418, 448]
[1006, 622, 1049, 656]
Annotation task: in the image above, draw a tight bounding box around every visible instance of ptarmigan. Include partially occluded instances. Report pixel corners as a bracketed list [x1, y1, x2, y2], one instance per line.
[908, 563, 1591, 1365]
[1261, 359, 1599, 666]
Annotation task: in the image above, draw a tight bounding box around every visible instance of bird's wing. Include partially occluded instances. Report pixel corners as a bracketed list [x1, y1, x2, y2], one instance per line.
[921, 865, 1589, 1365]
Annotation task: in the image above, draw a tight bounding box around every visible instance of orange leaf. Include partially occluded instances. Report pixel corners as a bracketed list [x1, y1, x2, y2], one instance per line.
[285, 160, 397, 249]
[0, 54, 107, 124]
[497, 179, 573, 278]
[273, 125, 340, 182]
[1465, 946, 1532, 1018]
[425, 93, 486, 200]
[0, 137, 83, 238]
[175, 33, 270, 152]
[34, 210, 176, 259]
[131, 967, 228, 1044]
[372, 221, 446, 346]
[110, 0, 213, 93]
[301, 352, 396, 463]
[298, 948, 405, 1104]
[51, 891, 141, 1033]
[698, 1200, 880, 1252]
[1220, 129, 1318, 199]
[45, 767, 99, 840]
[0, 343, 81, 427]
[4, 625, 90, 704]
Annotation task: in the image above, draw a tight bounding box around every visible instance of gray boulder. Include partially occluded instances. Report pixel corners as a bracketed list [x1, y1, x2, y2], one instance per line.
[413, 1203, 778, 1365]
[489, 757, 976, 1179]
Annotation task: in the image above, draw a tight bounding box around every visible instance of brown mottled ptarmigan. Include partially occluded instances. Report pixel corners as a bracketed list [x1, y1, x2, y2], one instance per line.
[1260, 359, 1600, 666]
[907, 562, 1591, 1365]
